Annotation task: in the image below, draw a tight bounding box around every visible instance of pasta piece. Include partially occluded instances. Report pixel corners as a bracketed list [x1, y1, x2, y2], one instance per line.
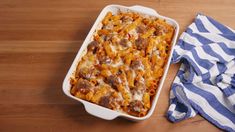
[156, 57, 165, 67]
[111, 14, 121, 21]
[70, 86, 77, 95]
[93, 35, 102, 43]
[100, 69, 111, 78]
[127, 70, 135, 88]
[153, 67, 164, 79]
[143, 93, 150, 109]
[90, 78, 98, 85]
[125, 18, 141, 33]
[117, 84, 131, 106]
[86, 91, 94, 101]
[139, 111, 147, 117]
[151, 53, 157, 65]
[141, 27, 155, 38]
[103, 41, 116, 58]
[70, 78, 77, 86]
[149, 87, 156, 96]
[102, 12, 112, 25]
[91, 86, 108, 103]
[75, 92, 86, 100]
[98, 29, 110, 36]
[146, 38, 155, 56]
[123, 53, 133, 66]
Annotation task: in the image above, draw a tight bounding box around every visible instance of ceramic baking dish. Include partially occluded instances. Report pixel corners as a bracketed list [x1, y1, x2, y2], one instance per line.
[62, 4, 179, 121]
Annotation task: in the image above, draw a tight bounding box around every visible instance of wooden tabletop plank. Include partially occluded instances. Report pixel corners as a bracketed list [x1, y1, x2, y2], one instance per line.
[0, 0, 234, 131]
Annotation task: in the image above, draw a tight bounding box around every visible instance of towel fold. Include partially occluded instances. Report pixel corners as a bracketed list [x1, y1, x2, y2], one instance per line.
[167, 14, 235, 131]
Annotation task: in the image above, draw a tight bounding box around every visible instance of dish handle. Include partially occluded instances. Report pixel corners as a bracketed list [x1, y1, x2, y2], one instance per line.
[84, 102, 120, 120]
[129, 5, 159, 16]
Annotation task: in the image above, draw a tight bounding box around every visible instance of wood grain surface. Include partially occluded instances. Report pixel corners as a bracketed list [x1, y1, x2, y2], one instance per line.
[0, 0, 234, 131]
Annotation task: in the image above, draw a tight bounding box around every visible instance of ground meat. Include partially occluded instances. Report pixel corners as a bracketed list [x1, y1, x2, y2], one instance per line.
[116, 69, 123, 75]
[134, 81, 146, 91]
[77, 68, 93, 79]
[104, 34, 113, 41]
[135, 37, 148, 50]
[136, 25, 146, 34]
[129, 100, 144, 113]
[155, 25, 168, 36]
[98, 55, 112, 64]
[105, 75, 120, 89]
[87, 41, 99, 54]
[119, 39, 129, 47]
[121, 16, 133, 23]
[130, 60, 143, 70]
[99, 96, 112, 108]
[75, 79, 92, 94]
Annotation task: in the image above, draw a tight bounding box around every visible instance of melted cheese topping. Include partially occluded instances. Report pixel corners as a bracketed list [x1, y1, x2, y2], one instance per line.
[111, 59, 124, 67]
[128, 29, 138, 40]
[133, 91, 143, 101]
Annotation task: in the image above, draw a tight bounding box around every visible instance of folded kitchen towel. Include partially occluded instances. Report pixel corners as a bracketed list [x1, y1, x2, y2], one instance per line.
[167, 14, 235, 131]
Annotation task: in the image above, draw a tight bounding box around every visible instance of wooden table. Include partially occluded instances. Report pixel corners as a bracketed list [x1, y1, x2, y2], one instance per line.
[0, 0, 234, 131]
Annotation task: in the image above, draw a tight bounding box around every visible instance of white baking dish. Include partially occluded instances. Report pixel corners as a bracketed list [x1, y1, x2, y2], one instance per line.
[62, 4, 179, 121]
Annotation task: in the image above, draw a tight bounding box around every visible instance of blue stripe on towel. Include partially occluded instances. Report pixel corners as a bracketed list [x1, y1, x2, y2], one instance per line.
[206, 16, 235, 34]
[194, 18, 209, 32]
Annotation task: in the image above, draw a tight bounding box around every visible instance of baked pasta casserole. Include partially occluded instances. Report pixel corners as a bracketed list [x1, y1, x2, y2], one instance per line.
[70, 11, 175, 117]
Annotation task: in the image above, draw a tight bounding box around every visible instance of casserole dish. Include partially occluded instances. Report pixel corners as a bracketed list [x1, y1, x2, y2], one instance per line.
[63, 4, 179, 121]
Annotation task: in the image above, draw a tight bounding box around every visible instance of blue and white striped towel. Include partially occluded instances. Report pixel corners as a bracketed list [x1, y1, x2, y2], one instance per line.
[167, 14, 235, 131]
